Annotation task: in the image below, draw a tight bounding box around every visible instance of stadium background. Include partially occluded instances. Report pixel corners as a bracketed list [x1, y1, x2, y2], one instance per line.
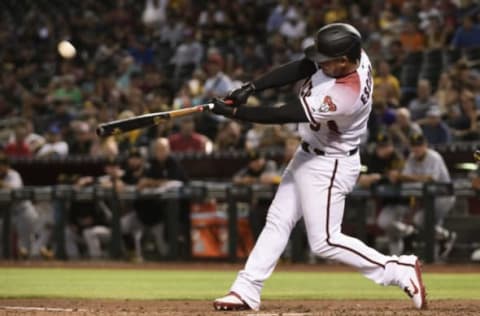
[0, 0, 480, 315]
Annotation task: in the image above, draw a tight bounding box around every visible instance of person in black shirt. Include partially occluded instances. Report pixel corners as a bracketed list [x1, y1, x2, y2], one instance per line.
[121, 148, 147, 185]
[122, 138, 187, 260]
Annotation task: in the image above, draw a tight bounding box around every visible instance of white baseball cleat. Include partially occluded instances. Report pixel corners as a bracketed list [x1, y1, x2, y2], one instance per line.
[397, 255, 427, 309]
[213, 291, 252, 311]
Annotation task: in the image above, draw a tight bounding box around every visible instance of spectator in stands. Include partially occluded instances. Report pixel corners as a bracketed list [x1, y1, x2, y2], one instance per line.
[86, 158, 126, 258]
[324, 0, 348, 24]
[119, 148, 147, 262]
[232, 149, 279, 239]
[425, 13, 448, 49]
[408, 79, 437, 121]
[266, 1, 291, 33]
[65, 158, 120, 259]
[245, 123, 291, 151]
[4, 122, 32, 157]
[124, 138, 187, 260]
[448, 89, 479, 140]
[122, 148, 146, 185]
[0, 153, 38, 258]
[435, 72, 459, 116]
[387, 40, 406, 79]
[374, 60, 401, 105]
[214, 120, 244, 151]
[419, 106, 452, 145]
[168, 116, 209, 153]
[279, 9, 306, 40]
[392, 133, 457, 260]
[389, 107, 422, 152]
[68, 121, 94, 155]
[233, 149, 278, 186]
[142, 0, 168, 27]
[52, 75, 83, 108]
[451, 13, 480, 49]
[358, 132, 409, 255]
[202, 51, 233, 99]
[367, 94, 397, 144]
[36, 124, 69, 158]
[170, 28, 204, 83]
[399, 19, 425, 53]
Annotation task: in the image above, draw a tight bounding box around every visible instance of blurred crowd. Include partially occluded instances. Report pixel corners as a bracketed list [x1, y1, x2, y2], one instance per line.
[0, 0, 479, 161]
[1, 0, 480, 261]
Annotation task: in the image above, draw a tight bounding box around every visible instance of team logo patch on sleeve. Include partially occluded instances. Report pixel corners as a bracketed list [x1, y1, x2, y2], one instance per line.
[318, 96, 337, 113]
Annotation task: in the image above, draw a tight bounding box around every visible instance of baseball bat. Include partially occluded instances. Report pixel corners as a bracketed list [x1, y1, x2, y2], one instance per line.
[96, 103, 214, 137]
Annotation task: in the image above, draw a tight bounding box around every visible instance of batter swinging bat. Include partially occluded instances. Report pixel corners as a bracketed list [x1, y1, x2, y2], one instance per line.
[96, 103, 214, 137]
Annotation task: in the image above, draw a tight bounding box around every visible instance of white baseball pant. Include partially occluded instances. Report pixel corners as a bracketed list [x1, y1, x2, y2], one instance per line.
[230, 148, 404, 309]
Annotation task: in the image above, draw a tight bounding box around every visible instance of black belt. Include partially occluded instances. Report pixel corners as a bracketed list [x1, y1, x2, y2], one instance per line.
[301, 141, 358, 156]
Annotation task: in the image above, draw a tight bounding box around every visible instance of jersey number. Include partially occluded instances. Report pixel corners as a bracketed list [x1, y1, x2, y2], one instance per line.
[309, 120, 340, 134]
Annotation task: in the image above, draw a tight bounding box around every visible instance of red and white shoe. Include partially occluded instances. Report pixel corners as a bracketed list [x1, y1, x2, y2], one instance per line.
[398, 255, 427, 309]
[213, 291, 252, 311]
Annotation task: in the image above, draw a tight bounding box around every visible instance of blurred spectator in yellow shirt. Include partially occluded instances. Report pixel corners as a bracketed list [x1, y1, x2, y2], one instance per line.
[374, 60, 401, 105]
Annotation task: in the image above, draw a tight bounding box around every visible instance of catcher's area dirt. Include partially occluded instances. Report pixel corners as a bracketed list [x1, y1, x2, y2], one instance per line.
[1, 262, 480, 316]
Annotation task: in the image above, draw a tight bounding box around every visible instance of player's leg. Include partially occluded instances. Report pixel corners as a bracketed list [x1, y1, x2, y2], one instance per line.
[83, 226, 111, 259]
[214, 168, 302, 311]
[121, 211, 144, 261]
[413, 196, 456, 260]
[12, 202, 38, 257]
[377, 205, 413, 255]
[296, 154, 426, 308]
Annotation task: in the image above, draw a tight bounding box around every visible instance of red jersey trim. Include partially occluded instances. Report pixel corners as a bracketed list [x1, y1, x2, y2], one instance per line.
[335, 71, 361, 96]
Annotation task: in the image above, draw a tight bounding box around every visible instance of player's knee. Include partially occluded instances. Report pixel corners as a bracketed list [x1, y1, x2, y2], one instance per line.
[309, 236, 330, 255]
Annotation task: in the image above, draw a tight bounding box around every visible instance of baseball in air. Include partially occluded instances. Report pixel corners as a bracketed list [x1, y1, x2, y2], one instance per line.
[57, 40, 76, 59]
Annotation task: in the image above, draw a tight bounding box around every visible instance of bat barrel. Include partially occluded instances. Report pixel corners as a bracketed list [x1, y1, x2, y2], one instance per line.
[95, 103, 214, 137]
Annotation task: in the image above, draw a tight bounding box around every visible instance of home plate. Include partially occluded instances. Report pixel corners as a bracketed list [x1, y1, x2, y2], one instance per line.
[0, 306, 88, 312]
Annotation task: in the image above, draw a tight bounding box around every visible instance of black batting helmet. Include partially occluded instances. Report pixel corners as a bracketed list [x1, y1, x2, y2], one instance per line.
[314, 23, 362, 63]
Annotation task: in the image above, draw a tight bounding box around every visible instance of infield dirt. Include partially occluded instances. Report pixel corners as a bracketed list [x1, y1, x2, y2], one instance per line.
[1, 298, 480, 316]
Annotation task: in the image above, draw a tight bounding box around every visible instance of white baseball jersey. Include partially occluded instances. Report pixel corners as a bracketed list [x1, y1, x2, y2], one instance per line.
[298, 51, 373, 154]
[225, 50, 424, 311]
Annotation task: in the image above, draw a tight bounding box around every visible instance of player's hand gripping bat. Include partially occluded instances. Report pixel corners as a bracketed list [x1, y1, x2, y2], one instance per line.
[96, 103, 214, 137]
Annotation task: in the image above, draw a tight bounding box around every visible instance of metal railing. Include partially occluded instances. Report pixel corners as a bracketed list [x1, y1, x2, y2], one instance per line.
[0, 181, 478, 263]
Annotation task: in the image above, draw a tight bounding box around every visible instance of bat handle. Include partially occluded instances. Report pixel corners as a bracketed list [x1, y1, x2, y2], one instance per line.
[96, 125, 105, 137]
[204, 103, 215, 110]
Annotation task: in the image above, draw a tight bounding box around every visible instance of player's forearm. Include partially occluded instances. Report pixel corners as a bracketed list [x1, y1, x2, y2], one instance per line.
[232, 101, 309, 124]
[252, 58, 316, 91]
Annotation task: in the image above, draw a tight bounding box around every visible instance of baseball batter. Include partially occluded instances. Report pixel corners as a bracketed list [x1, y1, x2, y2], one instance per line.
[211, 23, 426, 311]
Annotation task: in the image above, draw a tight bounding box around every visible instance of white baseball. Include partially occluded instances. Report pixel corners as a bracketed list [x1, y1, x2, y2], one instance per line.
[57, 40, 76, 59]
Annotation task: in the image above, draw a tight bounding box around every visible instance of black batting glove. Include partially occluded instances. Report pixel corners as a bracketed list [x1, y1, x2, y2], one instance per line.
[211, 98, 236, 117]
[224, 82, 255, 107]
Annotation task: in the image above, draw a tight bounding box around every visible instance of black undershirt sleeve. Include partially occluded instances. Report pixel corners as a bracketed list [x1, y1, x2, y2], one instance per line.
[252, 57, 317, 91]
[233, 99, 309, 124]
